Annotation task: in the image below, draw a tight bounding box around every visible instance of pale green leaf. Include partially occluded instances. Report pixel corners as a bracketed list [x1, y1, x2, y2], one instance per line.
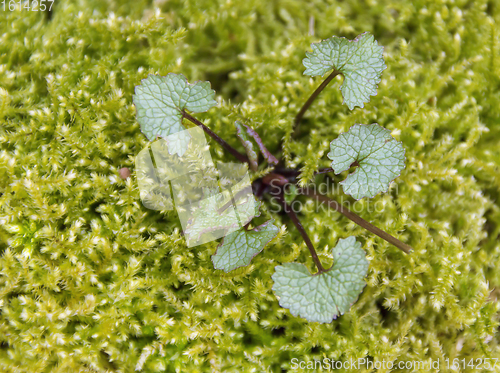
[212, 219, 278, 272]
[327, 124, 405, 200]
[133, 73, 217, 155]
[303, 32, 386, 110]
[185, 196, 259, 242]
[164, 130, 192, 157]
[271, 236, 368, 323]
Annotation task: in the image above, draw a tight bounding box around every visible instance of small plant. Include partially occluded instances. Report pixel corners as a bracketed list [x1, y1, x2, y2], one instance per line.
[132, 32, 412, 323]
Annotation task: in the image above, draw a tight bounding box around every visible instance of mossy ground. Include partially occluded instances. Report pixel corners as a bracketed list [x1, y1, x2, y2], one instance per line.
[1, 0, 500, 372]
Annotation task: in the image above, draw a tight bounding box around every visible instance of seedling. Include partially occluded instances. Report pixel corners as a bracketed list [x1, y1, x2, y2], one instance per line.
[132, 32, 412, 323]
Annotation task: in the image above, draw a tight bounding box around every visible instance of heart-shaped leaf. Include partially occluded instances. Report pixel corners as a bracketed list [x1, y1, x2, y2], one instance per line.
[133, 73, 217, 155]
[184, 195, 259, 243]
[303, 32, 386, 110]
[212, 219, 279, 272]
[327, 123, 405, 200]
[272, 236, 368, 323]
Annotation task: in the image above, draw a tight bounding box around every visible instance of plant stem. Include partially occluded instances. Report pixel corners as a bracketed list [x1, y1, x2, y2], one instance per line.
[272, 167, 300, 176]
[241, 123, 279, 165]
[302, 189, 413, 254]
[294, 69, 341, 131]
[262, 173, 289, 186]
[276, 192, 326, 273]
[314, 167, 334, 175]
[217, 187, 251, 215]
[182, 111, 249, 164]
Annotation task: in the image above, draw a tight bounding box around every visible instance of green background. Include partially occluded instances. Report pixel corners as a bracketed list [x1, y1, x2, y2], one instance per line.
[1, 0, 500, 371]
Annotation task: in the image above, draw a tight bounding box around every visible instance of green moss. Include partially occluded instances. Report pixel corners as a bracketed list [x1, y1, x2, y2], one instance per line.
[1, 0, 500, 372]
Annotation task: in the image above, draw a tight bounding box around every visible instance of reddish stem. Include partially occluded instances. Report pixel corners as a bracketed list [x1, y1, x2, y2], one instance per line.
[302, 189, 412, 254]
[276, 192, 326, 273]
[183, 111, 249, 164]
[314, 167, 334, 175]
[293, 70, 341, 132]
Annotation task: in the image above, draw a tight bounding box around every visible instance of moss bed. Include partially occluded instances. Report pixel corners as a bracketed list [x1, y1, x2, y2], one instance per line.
[1, 0, 500, 372]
